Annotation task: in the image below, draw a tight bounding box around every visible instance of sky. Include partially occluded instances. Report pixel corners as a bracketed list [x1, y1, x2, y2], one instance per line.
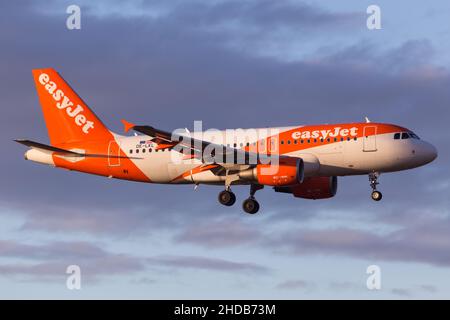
[1, 0, 450, 299]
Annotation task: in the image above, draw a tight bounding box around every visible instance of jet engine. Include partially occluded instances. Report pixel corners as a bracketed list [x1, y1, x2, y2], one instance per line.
[274, 176, 338, 199]
[239, 158, 304, 186]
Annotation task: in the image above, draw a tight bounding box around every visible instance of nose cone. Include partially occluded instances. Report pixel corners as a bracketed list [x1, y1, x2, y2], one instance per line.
[420, 141, 438, 165]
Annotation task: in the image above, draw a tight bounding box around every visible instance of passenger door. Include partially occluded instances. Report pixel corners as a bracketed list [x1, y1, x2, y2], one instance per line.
[363, 126, 377, 152]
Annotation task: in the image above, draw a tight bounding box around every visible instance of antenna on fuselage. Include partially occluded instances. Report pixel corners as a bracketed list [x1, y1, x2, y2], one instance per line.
[365, 116, 371, 123]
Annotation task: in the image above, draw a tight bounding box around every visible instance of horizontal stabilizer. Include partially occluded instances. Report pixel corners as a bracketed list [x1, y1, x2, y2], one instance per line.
[14, 139, 142, 159]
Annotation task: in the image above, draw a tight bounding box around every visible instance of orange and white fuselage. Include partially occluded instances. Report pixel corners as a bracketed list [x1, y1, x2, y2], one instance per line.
[18, 68, 438, 213]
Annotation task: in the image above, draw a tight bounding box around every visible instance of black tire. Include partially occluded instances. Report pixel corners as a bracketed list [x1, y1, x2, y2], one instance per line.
[218, 190, 236, 206]
[371, 191, 383, 201]
[242, 198, 260, 214]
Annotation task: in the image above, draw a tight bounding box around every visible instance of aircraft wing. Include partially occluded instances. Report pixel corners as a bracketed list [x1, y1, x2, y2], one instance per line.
[122, 120, 272, 167]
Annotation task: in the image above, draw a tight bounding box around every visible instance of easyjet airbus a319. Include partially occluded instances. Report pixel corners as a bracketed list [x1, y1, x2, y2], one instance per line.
[16, 69, 438, 214]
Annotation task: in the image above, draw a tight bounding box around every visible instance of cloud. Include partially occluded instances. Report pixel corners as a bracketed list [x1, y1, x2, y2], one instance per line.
[147, 255, 269, 274]
[173, 218, 262, 248]
[329, 281, 364, 292]
[268, 220, 450, 267]
[391, 288, 411, 297]
[0, 239, 145, 282]
[130, 277, 157, 285]
[276, 279, 315, 291]
[390, 284, 438, 298]
[0, 239, 107, 260]
[0, 238, 269, 283]
[417, 284, 438, 293]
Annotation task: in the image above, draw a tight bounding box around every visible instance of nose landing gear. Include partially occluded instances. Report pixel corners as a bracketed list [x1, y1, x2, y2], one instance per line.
[369, 172, 383, 201]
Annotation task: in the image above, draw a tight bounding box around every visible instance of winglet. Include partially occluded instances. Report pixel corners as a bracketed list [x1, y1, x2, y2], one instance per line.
[121, 119, 135, 133]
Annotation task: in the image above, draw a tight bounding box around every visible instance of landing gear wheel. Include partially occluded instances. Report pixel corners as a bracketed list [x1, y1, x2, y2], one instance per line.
[242, 198, 260, 214]
[368, 172, 382, 202]
[218, 190, 236, 206]
[371, 190, 383, 201]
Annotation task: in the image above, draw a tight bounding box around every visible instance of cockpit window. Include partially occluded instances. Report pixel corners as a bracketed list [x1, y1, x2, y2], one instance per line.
[394, 132, 420, 140]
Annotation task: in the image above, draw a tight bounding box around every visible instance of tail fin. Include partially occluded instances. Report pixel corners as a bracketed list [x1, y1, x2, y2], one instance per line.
[32, 68, 111, 146]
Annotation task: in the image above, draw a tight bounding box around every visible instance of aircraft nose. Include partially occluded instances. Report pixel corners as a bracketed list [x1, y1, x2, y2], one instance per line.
[421, 141, 438, 164]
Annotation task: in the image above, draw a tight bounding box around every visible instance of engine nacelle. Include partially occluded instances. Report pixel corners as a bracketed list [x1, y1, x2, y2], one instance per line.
[275, 176, 338, 199]
[239, 158, 304, 186]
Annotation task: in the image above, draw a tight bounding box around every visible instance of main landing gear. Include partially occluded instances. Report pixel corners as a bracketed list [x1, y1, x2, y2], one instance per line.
[218, 189, 236, 206]
[242, 184, 264, 214]
[369, 172, 383, 201]
[217, 183, 263, 214]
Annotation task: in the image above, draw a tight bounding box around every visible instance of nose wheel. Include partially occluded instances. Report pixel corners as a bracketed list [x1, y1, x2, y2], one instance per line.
[369, 172, 382, 201]
[371, 190, 382, 201]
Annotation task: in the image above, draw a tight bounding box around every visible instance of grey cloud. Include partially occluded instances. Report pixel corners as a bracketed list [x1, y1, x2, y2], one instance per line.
[391, 285, 438, 297]
[0, 239, 269, 283]
[174, 218, 262, 248]
[0, 240, 145, 282]
[268, 220, 450, 267]
[130, 277, 157, 285]
[148, 255, 269, 274]
[329, 281, 364, 292]
[417, 284, 438, 293]
[391, 288, 411, 297]
[276, 279, 315, 291]
[316, 39, 436, 73]
[0, 239, 107, 260]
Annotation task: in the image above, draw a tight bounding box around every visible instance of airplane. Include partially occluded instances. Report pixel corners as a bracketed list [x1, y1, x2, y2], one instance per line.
[15, 68, 438, 214]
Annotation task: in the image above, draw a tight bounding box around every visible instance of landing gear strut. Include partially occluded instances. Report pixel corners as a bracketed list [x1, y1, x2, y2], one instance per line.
[242, 184, 263, 214]
[218, 169, 239, 207]
[369, 172, 382, 201]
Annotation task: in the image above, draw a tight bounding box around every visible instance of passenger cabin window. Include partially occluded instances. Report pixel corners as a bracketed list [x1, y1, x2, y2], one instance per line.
[394, 133, 400, 140]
